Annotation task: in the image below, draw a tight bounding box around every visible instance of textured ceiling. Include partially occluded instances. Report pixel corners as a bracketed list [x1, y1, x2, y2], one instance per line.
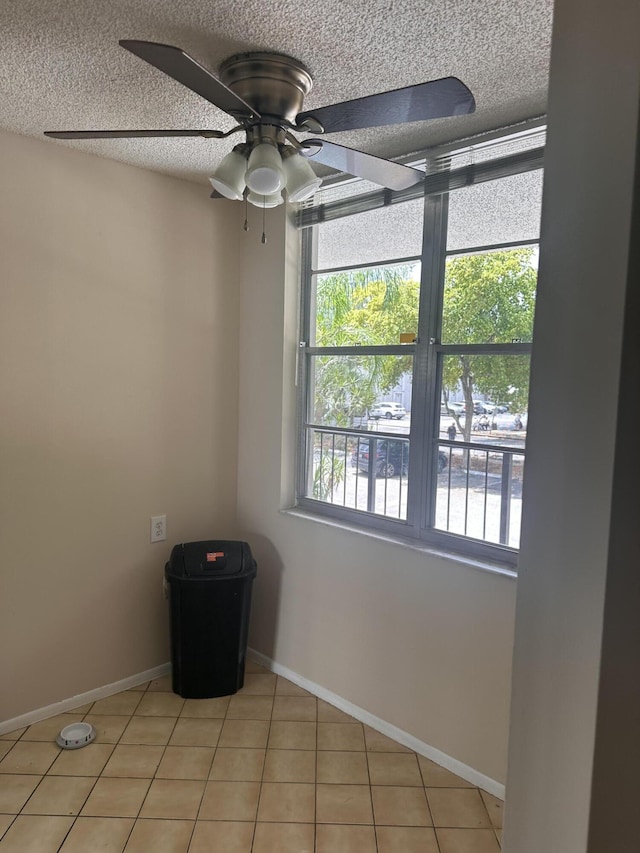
[0, 0, 553, 187]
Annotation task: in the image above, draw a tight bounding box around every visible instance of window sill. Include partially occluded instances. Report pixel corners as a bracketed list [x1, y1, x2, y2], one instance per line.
[280, 506, 518, 580]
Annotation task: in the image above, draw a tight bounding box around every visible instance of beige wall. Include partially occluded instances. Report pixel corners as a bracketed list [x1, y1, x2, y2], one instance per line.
[504, 0, 640, 849]
[0, 130, 242, 721]
[236, 207, 517, 784]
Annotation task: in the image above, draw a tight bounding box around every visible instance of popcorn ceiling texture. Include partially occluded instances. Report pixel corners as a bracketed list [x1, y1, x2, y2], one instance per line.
[0, 0, 553, 186]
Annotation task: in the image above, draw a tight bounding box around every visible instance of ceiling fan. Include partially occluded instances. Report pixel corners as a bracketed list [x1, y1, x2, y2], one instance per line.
[45, 40, 475, 208]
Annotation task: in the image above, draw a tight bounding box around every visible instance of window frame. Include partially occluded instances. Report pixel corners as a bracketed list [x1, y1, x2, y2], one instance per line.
[295, 130, 544, 567]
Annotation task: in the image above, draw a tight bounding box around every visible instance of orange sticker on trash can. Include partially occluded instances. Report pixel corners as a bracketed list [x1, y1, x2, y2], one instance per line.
[206, 551, 225, 562]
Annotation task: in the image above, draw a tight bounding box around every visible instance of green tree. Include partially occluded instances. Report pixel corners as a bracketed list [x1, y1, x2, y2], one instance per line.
[441, 248, 536, 443]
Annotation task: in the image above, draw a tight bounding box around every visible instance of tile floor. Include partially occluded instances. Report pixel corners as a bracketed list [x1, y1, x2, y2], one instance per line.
[0, 662, 503, 852]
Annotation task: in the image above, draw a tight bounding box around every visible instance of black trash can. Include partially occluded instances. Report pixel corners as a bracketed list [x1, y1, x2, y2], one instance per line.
[165, 540, 257, 699]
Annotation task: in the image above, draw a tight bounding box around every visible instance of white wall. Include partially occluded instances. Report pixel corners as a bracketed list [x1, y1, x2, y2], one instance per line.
[0, 130, 242, 721]
[236, 206, 517, 784]
[504, 0, 640, 848]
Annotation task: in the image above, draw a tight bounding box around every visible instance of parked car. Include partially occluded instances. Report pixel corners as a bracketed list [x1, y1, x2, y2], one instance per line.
[473, 400, 495, 414]
[369, 402, 406, 419]
[442, 400, 466, 415]
[354, 439, 447, 477]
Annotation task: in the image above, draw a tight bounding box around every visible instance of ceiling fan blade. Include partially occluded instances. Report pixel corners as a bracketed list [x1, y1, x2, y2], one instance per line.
[301, 139, 424, 191]
[44, 129, 225, 139]
[297, 77, 475, 134]
[119, 40, 259, 122]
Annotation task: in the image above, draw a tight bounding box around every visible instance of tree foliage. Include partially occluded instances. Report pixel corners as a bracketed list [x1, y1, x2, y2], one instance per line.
[313, 249, 536, 441]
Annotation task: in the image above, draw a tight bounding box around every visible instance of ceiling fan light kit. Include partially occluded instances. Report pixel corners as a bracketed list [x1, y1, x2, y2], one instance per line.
[45, 39, 476, 221]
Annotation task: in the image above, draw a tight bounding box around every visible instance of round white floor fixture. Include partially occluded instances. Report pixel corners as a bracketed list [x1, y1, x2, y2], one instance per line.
[56, 721, 96, 749]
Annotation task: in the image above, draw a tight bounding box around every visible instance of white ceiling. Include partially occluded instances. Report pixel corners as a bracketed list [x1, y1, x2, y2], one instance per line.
[0, 0, 553, 187]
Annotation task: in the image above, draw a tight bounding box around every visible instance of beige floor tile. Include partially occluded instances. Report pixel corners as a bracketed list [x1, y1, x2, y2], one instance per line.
[188, 819, 254, 852]
[0, 745, 12, 763]
[129, 682, 149, 692]
[0, 774, 42, 812]
[123, 817, 193, 852]
[0, 742, 59, 775]
[139, 779, 205, 820]
[0, 814, 73, 852]
[180, 697, 230, 719]
[119, 716, 176, 745]
[198, 780, 260, 821]
[316, 823, 377, 853]
[90, 693, 142, 717]
[268, 721, 317, 751]
[272, 697, 317, 722]
[317, 722, 365, 751]
[238, 674, 277, 696]
[208, 748, 265, 781]
[376, 825, 440, 853]
[479, 790, 504, 828]
[0, 815, 14, 839]
[427, 788, 492, 829]
[275, 677, 313, 698]
[371, 786, 432, 826]
[316, 751, 369, 784]
[21, 715, 80, 742]
[368, 752, 422, 786]
[69, 703, 94, 715]
[0, 728, 27, 741]
[263, 749, 316, 783]
[253, 821, 315, 852]
[58, 816, 134, 852]
[257, 782, 315, 823]
[495, 827, 502, 845]
[417, 756, 475, 788]
[436, 827, 502, 853]
[317, 700, 356, 723]
[218, 720, 270, 749]
[82, 715, 130, 744]
[156, 746, 215, 780]
[226, 695, 274, 720]
[22, 775, 96, 816]
[169, 718, 222, 748]
[316, 784, 373, 824]
[81, 777, 150, 818]
[134, 693, 184, 718]
[102, 744, 164, 778]
[363, 726, 412, 753]
[47, 743, 114, 777]
[147, 675, 174, 693]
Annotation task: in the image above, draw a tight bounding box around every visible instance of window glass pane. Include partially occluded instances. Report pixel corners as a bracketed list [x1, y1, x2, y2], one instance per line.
[312, 262, 421, 347]
[309, 354, 412, 430]
[441, 247, 537, 344]
[435, 445, 524, 547]
[439, 354, 529, 448]
[307, 429, 409, 521]
[316, 198, 424, 270]
[447, 170, 543, 251]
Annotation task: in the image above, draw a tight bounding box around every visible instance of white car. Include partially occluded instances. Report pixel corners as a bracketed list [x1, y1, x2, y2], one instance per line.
[369, 402, 406, 420]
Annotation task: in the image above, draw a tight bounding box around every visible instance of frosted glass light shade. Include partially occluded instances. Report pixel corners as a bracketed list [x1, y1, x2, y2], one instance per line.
[283, 150, 322, 202]
[209, 147, 247, 200]
[245, 143, 285, 195]
[247, 190, 284, 208]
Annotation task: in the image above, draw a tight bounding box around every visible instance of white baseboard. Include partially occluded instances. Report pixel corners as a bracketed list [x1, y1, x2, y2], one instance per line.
[248, 647, 505, 800]
[0, 662, 171, 736]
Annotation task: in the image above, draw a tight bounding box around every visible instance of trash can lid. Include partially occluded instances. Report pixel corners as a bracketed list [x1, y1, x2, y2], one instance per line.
[166, 540, 256, 579]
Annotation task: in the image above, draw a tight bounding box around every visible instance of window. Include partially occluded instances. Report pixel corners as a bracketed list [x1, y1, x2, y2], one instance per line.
[296, 128, 544, 565]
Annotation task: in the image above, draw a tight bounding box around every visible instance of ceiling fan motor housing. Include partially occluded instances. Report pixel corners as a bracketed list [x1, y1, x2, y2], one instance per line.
[219, 52, 313, 126]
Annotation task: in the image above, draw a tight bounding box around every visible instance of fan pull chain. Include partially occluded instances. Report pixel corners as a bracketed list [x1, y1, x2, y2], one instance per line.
[261, 197, 267, 244]
[243, 194, 249, 232]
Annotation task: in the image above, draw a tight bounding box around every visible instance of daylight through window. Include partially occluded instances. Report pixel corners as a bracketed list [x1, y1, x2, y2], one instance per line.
[295, 129, 544, 565]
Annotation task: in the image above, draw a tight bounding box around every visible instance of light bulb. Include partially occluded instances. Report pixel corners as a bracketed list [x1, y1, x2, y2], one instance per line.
[247, 190, 284, 208]
[245, 143, 285, 195]
[282, 149, 322, 202]
[209, 147, 247, 200]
